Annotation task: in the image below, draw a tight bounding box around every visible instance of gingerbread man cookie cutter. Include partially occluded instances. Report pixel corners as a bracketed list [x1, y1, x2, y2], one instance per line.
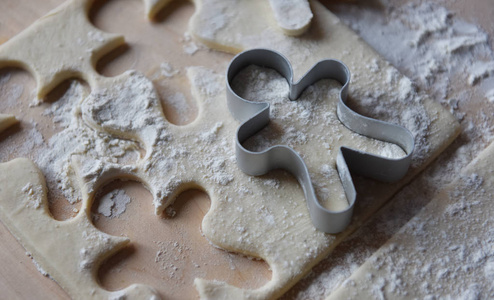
[226, 48, 415, 234]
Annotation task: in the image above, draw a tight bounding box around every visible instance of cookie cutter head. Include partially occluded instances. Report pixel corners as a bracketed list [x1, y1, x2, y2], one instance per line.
[226, 49, 414, 234]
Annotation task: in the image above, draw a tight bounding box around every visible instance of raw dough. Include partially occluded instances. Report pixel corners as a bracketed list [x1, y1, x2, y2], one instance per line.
[183, 2, 460, 297]
[0, 113, 17, 133]
[268, 0, 313, 36]
[0, 0, 461, 300]
[0, 0, 124, 99]
[143, 0, 174, 19]
[0, 158, 159, 299]
[0, 0, 312, 100]
[327, 141, 494, 299]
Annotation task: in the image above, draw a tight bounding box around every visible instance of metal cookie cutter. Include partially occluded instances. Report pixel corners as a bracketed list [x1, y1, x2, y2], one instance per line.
[226, 48, 414, 234]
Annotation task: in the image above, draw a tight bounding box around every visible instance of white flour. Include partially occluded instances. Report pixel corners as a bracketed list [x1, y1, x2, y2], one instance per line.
[182, 32, 200, 55]
[150, 62, 179, 80]
[35, 81, 140, 204]
[96, 189, 132, 219]
[268, 0, 313, 33]
[0, 73, 24, 109]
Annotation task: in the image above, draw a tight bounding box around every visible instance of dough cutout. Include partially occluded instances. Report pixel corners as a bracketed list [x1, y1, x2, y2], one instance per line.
[0, 158, 160, 299]
[0, 0, 124, 99]
[268, 0, 313, 36]
[0, 0, 461, 299]
[0, 113, 18, 134]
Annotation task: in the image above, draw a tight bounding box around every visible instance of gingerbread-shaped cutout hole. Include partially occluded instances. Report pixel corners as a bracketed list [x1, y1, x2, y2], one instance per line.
[89, 0, 234, 125]
[92, 180, 272, 299]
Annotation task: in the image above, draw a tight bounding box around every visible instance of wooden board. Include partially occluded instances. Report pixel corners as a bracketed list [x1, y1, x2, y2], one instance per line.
[0, 0, 493, 299]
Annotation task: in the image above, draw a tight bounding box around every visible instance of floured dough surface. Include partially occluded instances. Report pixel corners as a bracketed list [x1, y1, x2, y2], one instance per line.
[327, 141, 494, 300]
[0, 158, 160, 299]
[0, 0, 124, 99]
[0, 0, 460, 300]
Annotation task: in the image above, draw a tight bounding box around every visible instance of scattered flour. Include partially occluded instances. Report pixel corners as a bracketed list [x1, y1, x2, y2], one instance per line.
[192, 0, 231, 40]
[182, 32, 199, 55]
[330, 1, 494, 106]
[17, 123, 46, 158]
[96, 189, 131, 218]
[21, 182, 43, 209]
[164, 92, 190, 118]
[486, 89, 494, 103]
[468, 61, 494, 86]
[151, 62, 179, 80]
[35, 81, 140, 204]
[0, 73, 24, 109]
[268, 0, 313, 33]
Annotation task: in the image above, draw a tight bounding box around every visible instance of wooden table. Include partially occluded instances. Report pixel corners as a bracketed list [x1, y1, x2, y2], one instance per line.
[1, 0, 492, 299]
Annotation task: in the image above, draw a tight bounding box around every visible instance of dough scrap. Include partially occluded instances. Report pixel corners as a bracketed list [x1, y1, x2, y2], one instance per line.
[143, 0, 175, 19]
[145, 0, 313, 36]
[0, 1, 461, 300]
[0, 158, 160, 299]
[327, 141, 494, 299]
[0, 113, 18, 133]
[0, 0, 124, 99]
[268, 0, 313, 36]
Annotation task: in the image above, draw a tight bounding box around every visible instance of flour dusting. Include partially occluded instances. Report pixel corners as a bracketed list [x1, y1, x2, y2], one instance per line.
[96, 189, 131, 218]
[0, 73, 24, 109]
[35, 80, 139, 204]
[268, 0, 313, 33]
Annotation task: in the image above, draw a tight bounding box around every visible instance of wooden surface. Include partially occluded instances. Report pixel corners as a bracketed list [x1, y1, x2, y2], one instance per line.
[1, 0, 493, 299]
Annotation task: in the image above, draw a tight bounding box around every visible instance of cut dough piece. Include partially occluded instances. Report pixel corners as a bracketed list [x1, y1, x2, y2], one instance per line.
[0, 0, 124, 99]
[268, 0, 313, 36]
[143, 0, 174, 19]
[0, 113, 17, 133]
[0, 158, 160, 299]
[327, 141, 494, 299]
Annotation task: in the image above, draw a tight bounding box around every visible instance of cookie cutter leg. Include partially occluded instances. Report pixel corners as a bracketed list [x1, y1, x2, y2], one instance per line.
[226, 49, 414, 234]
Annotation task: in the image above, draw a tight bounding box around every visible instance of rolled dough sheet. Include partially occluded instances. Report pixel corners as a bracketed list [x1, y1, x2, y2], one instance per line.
[186, 2, 460, 297]
[327, 141, 494, 299]
[0, 0, 461, 299]
[0, 0, 124, 99]
[0, 158, 160, 299]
